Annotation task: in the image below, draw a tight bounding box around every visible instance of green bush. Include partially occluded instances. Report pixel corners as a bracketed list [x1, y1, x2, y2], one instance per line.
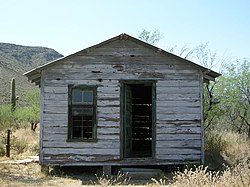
[0, 105, 14, 131]
[11, 135, 28, 154]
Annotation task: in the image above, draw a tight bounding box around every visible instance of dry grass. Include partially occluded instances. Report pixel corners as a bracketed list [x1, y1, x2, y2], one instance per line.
[0, 163, 83, 187]
[164, 159, 250, 187]
[205, 130, 250, 166]
[93, 171, 131, 186]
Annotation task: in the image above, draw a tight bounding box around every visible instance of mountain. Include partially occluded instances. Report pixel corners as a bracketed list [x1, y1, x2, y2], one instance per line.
[0, 43, 63, 105]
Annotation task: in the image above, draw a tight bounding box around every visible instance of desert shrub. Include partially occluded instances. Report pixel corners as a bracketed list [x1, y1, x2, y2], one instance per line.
[221, 131, 250, 165]
[217, 159, 250, 187]
[205, 130, 227, 154]
[31, 143, 39, 155]
[11, 135, 28, 154]
[169, 161, 250, 187]
[0, 142, 5, 156]
[9, 128, 39, 155]
[170, 165, 220, 187]
[205, 130, 250, 166]
[93, 171, 130, 186]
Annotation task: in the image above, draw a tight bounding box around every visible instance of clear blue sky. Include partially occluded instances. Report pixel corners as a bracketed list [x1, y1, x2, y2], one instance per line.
[0, 0, 249, 60]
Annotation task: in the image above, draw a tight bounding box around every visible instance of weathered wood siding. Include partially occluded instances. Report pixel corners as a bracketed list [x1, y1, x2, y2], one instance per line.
[40, 39, 203, 165]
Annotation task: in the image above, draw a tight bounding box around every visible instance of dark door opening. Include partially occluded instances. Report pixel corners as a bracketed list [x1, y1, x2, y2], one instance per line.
[123, 83, 153, 158]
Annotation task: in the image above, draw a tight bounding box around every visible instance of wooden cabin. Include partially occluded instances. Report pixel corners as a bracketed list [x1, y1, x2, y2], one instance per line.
[24, 33, 220, 171]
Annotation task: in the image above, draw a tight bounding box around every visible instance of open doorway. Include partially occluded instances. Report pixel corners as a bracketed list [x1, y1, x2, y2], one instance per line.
[122, 82, 155, 158]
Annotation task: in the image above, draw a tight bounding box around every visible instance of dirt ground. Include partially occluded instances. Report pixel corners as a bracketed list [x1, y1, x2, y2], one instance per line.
[0, 162, 168, 186]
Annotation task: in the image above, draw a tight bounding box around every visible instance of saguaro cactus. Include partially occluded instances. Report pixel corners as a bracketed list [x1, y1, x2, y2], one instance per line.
[10, 78, 18, 111]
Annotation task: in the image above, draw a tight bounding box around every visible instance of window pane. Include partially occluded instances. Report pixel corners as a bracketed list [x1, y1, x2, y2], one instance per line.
[72, 108, 83, 116]
[72, 89, 82, 103]
[83, 91, 93, 104]
[72, 127, 82, 138]
[82, 107, 93, 116]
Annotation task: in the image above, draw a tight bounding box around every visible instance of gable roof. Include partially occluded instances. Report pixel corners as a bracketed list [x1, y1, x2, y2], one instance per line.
[24, 33, 221, 86]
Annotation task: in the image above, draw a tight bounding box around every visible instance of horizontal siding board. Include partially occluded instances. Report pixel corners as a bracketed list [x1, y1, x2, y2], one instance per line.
[156, 154, 201, 160]
[97, 121, 120, 127]
[43, 155, 120, 162]
[157, 100, 200, 107]
[156, 148, 201, 155]
[157, 80, 200, 87]
[157, 86, 200, 94]
[156, 140, 201, 148]
[157, 134, 201, 141]
[97, 127, 120, 135]
[157, 126, 201, 134]
[157, 106, 200, 114]
[97, 100, 120, 107]
[97, 106, 120, 114]
[157, 113, 201, 121]
[43, 148, 120, 155]
[44, 86, 68, 93]
[43, 140, 120, 149]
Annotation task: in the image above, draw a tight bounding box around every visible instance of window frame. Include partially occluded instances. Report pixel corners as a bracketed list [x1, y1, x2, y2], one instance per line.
[67, 85, 97, 142]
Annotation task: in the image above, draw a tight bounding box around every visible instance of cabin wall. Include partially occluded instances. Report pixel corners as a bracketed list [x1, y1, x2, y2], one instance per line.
[40, 39, 203, 165]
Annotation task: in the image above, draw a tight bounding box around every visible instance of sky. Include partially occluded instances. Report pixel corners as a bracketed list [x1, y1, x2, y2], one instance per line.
[0, 0, 250, 62]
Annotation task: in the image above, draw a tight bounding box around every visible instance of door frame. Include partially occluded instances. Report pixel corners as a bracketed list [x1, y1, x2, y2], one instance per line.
[120, 80, 156, 159]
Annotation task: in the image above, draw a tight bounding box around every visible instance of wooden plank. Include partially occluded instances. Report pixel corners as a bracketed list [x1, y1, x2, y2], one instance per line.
[43, 155, 120, 162]
[44, 86, 68, 94]
[156, 120, 201, 126]
[44, 122, 68, 128]
[97, 127, 120, 135]
[45, 79, 118, 86]
[157, 106, 200, 114]
[43, 148, 120, 155]
[44, 93, 67, 100]
[97, 94, 120, 99]
[43, 140, 120, 148]
[98, 86, 120, 94]
[43, 113, 68, 120]
[157, 80, 200, 87]
[200, 71, 205, 164]
[156, 113, 201, 121]
[156, 126, 201, 134]
[156, 154, 201, 160]
[157, 134, 201, 141]
[156, 148, 201, 155]
[157, 86, 200, 94]
[98, 113, 120, 119]
[156, 140, 201, 148]
[40, 72, 45, 165]
[157, 100, 200, 107]
[97, 100, 120, 107]
[97, 121, 120, 127]
[44, 100, 68, 105]
[43, 109, 67, 114]
[97, 134, 120, 140]
[97, 106, 120, 114]
[43, 127, 67, 133]
[43, 133, 67, 141]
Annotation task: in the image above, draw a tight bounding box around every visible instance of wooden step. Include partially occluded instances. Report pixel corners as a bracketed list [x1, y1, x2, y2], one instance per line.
[120, 168, 163, 179]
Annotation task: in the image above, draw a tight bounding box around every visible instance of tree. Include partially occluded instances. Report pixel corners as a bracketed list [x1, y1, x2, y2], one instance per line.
[137, 29, 162, 45]
[16, 91, 40, 131]
[0, 105, 14, 132]
[215, 60, 250, 136]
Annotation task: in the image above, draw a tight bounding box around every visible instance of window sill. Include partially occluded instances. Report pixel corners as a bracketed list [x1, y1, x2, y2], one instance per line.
[67, 139, 98, 143]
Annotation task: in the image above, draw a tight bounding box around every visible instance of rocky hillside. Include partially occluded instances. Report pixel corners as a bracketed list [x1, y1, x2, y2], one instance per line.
[0, 43, 63, 105]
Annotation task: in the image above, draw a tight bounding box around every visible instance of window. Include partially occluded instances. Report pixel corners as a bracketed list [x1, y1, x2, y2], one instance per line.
[68, 85, 97, 141]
